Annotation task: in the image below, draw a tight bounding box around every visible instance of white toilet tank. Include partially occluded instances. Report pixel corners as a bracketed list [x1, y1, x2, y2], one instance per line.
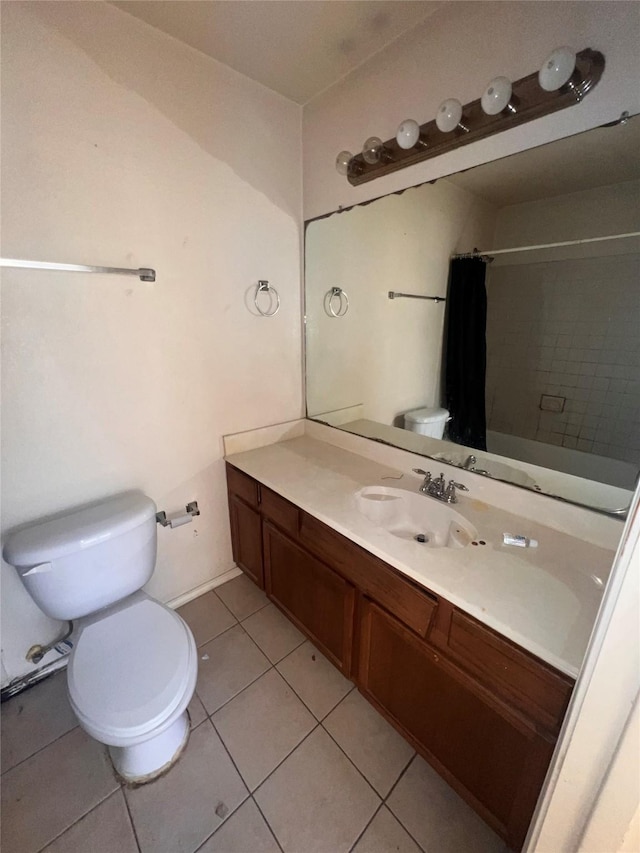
[3, 492, 157, 621]
[404, 406, 450, 439]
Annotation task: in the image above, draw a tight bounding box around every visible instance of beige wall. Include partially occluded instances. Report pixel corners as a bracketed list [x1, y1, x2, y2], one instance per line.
[303, 1, 640, 219]
[0, 2, 302, 684]
[305, 178, 496, 424]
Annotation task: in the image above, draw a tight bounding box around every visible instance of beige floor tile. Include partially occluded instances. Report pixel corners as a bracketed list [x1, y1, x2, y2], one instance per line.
[254, 727, 380, 853]
[1, 671, 78, 773]
[188, 692, 207, 729]
[42, 790, 137, 853]
[277, 640, 353, 720]
[213, 669, 316, 791]
[178, 591, 237, 647]
[1, 727, 119, 853]
[196, 624, 270, 714]
[324, 690, 414, 797]
[387, 755, 504, 853]
[242, 603, 305, 663]
[197, 798, 280, 853]
[125, 720, 248, 853]
[215, 574, 268, 620]
[352, 806, 422, 853]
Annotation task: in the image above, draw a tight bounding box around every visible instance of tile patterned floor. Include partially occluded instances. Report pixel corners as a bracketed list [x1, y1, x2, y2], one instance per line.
[1, 574, 507, 853]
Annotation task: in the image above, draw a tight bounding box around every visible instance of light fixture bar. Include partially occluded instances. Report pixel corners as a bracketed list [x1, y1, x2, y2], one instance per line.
[345, 48, 604, 186]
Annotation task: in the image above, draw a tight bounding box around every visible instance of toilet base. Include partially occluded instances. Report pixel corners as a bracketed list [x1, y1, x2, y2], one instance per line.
[109, 711, 190, 784]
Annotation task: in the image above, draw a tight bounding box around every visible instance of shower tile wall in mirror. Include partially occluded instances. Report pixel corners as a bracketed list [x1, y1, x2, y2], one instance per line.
[305, 115, 640, 513]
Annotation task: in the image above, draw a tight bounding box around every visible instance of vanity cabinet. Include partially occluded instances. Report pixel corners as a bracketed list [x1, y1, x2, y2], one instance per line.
[225, 463, 573, 851]
[263, 522, 355, 674]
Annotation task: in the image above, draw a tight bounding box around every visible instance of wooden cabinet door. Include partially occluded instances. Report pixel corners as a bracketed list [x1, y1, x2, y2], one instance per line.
[358, 598, 555, 851]
[229, 493, 264, 588]
[263, 522, 355, 675]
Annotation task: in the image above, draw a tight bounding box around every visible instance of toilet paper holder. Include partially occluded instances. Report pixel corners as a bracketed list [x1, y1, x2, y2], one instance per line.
[156, 501, 200, 528]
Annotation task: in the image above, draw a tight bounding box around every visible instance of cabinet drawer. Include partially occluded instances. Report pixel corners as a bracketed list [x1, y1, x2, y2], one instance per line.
[299, 512, 437, 638]
[226, 464, 259, 508]
[447, 610, 573, 732]
[260, 487, 299, 537]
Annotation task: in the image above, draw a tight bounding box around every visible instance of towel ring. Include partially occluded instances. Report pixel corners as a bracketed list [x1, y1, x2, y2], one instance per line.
[326, 286, 349, 318]
[254, 280, 280, 317]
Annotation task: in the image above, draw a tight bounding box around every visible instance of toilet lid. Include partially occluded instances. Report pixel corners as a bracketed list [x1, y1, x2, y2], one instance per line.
[68, 598, 194, 740]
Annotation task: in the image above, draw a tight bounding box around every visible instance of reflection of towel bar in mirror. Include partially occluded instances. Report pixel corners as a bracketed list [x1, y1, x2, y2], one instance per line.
[388, 291, 446, 303]
[325, 287, 350, 317]
[0, 258, 156, 282]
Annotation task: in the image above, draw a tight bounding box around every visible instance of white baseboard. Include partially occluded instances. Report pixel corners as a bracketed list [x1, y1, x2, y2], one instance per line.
[165, 566, 243, 610]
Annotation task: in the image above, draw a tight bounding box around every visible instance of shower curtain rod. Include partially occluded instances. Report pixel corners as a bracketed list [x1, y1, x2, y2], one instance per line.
[453, 230, 640, 260]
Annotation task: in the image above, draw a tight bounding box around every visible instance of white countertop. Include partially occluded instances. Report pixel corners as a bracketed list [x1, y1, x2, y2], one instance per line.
[226, 435, 617, 678]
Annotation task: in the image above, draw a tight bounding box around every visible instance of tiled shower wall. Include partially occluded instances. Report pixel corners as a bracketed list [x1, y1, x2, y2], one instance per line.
[485, 253, 640, 466]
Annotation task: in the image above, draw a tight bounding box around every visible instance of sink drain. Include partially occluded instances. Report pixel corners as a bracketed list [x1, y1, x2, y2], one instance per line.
[414, 533, 429, 543]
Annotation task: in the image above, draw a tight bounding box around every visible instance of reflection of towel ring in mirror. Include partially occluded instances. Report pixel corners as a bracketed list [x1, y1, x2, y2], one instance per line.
[326, 286, 350, 318]
[254, 280, 280, 317]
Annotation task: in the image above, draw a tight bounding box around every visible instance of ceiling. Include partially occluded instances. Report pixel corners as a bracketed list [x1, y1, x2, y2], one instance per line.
[112, 1, 440, 104]
[446, 115, 640, 208]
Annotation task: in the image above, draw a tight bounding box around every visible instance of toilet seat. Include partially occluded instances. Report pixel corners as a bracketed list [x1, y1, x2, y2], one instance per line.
[68, 595, 196, 746]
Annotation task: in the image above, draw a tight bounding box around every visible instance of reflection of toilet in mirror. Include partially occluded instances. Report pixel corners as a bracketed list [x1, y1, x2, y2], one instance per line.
[403, 407, 450, 439]
[2, 493, 198, 784]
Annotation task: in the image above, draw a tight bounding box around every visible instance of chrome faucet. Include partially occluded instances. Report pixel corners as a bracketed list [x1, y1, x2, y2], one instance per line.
[413, 469, 469, 504]
[463, 455, 476, 470]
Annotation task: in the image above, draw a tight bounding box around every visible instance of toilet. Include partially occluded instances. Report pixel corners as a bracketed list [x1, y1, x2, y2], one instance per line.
[3, 491, 197, 783]
[403, 406, 450, 438]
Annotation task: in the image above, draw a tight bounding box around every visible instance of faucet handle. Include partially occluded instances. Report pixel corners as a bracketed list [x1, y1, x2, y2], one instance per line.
[450, 481, 469, 491]
[412, 468, 428, 476]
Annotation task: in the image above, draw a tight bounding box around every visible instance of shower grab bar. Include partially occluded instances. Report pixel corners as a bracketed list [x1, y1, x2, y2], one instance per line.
[388, 291, 446, 303]
[0, 258, 156, 282]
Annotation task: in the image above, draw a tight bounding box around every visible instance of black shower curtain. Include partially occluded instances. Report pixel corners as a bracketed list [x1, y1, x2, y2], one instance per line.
[444, 257, 487, 451]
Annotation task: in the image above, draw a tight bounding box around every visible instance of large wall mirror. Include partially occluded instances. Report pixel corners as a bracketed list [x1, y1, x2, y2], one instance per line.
[305, 116, 640, 513]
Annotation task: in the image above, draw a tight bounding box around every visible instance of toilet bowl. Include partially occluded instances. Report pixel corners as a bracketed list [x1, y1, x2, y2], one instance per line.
[2, 491, 198, 784]
[68, 592, 197, 781]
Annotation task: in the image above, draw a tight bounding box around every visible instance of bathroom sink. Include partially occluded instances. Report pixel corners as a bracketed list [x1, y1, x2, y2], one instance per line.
[432, 452, 538, 488]
[355, 486, 478, 548]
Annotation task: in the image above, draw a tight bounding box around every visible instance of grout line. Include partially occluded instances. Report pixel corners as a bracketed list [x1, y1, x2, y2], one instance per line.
[236, 599, 272, 622]
[382, 755, 429, 853]
[121, 787, 143, 853]
[383, 751, 416, 804]
[34, 787, 119, 853]
[348, 801, 385, 852]
[1, 721, 81, 777]
[250, 794, 286, 853]
[319, 721, 383, 803]
[192, 719, 252, 852]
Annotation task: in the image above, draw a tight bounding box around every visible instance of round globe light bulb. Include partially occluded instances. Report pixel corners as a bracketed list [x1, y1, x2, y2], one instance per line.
[436, 98, 463, 133]
[396, 119, 421, 150]
[362, 136, 384, 165]
[335, 150, 353, 176]
[481, 76, 513, 115]
[539, 46, 576, 92]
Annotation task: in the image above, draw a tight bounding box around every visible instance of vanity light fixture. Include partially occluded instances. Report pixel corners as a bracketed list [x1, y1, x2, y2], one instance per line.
[538, 46, 576, 92]
[396, 118, 427, 150]
[436, 98, 469, 133]
[335, 150, 354, 176]
[336, 47, 604, 186]
[362, 136, 389, 164]
[481, 76, 517, 115]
